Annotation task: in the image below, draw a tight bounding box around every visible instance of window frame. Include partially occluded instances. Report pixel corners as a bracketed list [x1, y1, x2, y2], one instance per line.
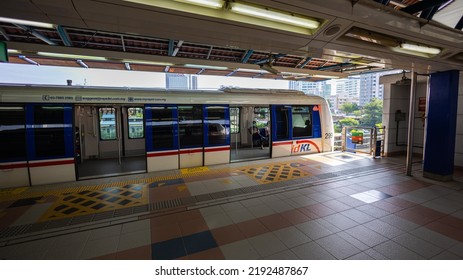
[98, 107, 117, 141]
[127, 107, 144, 139]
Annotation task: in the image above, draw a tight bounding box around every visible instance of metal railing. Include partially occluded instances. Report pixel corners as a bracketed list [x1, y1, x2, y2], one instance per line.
[341, 126, 386, 157]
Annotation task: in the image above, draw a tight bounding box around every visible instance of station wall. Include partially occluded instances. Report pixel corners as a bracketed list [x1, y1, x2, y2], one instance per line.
[381, 71, 462, 167]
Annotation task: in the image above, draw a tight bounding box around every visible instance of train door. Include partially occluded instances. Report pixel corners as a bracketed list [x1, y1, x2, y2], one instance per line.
[178, 105, 203, 168]
[75, 105, 146, 179]
[145, 104, 230, 172]
[230, 105, 271, 161]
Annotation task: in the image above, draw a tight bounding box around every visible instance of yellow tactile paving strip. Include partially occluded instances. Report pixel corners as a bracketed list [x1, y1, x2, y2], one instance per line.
[238, 162, 311, 184]
[0, 169, 227, 202]
[39, 184, 148, 221]
[0, 160, 310, 204]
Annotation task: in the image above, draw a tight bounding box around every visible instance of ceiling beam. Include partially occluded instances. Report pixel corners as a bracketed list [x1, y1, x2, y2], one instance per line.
[121, 35, 126, 52]
[171, 40, 184, 57]
[206, 46, 213, 59]
[241, 50, 254, 63]
[401, 0, 448, 15]
[316, 62, 351, 71]
[56, 25, 72, 47]
[168, 39, 174, 56]
[298, 57, 313, 68]
[0, 27, 10, 41]
[253, 53, 286, 64]
[15, 24, 57, 45]
[419, 5, 439, 20]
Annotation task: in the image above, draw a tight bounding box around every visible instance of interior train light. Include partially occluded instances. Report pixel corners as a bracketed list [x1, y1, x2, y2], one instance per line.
[229, 3, 320, 29]
[37, 52, 108, 61]
[174, 0, 224, 9]
[399, 43, 441, 55]
[0, 16, 55, 29]
[7, 49, 20, 54]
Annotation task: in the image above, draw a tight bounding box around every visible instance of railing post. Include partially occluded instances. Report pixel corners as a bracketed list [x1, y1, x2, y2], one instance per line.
[341, 126, 346, 152]
[406, 70, 417, 176]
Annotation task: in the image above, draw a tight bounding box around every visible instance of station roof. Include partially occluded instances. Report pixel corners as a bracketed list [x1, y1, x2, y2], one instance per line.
[0, 0, 462, 81]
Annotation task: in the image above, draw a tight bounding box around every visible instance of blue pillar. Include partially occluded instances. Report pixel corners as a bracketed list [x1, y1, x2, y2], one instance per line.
[423, 70, 460, 181]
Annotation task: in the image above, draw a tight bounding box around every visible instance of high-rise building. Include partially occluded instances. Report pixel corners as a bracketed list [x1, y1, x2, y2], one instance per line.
[359, 72, 384, 106]
[335, 77, 360, 98]
[166, 73, 188, 89]
[190, 75, 198, 90]
[288, 80, 329, 98]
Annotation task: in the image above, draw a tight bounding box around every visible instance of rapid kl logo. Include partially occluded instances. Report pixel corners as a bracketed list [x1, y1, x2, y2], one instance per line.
[292, 142, 311, 153]
[292, 140, 321, 153]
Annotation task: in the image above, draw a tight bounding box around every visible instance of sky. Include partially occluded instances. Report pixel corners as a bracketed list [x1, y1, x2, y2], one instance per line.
[0, 63, 291, 90]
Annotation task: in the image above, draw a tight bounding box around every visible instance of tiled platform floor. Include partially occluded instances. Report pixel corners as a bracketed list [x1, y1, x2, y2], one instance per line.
[1, 152, 463, 260]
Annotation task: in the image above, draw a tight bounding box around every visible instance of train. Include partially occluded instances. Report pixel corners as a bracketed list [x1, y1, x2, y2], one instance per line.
[0, 85, 334, 188]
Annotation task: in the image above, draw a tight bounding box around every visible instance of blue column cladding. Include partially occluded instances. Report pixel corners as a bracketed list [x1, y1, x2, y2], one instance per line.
[423, 70, 460, 179]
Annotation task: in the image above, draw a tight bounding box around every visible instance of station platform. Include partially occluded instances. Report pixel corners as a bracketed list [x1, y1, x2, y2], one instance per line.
[1, 152, 463, 260]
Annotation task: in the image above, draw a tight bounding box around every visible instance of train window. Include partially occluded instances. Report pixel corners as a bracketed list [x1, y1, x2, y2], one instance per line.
[205, 105, 229, 146]
[0, 106, 26, 161]
[179, 105, 202, 148]
[33, 106, 67, 157]
[275, 106, 289, 140]
[151, 106, 176, 149]
[99, 108, 116, 140]
[230, 107, 240, 134]
[292, 106, 312, 138]
[127, 107, 144, 139]
[254, 107, 269, 121]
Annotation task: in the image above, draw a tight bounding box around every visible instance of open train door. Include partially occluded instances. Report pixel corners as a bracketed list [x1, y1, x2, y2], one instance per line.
[75, 105, 146, 179]
[230, 105, 270, 162]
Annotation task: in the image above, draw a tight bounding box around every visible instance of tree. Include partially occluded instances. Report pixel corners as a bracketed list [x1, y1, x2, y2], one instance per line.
[360, 98, 383, 127]
[334, 117, 359, 133]
[339, 102, 359, 115]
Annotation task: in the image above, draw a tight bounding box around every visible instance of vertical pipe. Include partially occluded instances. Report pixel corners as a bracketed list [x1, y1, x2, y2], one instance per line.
[406, 70, 417, 176]
[422, 66, 431, 163]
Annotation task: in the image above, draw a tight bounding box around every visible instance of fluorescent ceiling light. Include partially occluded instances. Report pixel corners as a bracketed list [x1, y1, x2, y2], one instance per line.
[229, 3, 319, 29]
[37, 52, 108, 61]
[0, 16, 54, 29]
[7, 49, 20, 54]
[122, 59, 173, 66]
[174, 0, 224, 9]
[281, 71, 340, 79]
[399, 43, 441, 55]
[236, 68, 267, 73]
[184, 64, 228, 70]
[312, 74, 340, 79]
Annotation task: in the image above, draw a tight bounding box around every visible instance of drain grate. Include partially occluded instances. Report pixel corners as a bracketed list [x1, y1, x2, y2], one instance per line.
[151, 199, 182, 211]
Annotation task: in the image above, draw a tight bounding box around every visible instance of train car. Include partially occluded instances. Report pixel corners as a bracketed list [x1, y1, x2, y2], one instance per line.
[0, 85, 334, 188]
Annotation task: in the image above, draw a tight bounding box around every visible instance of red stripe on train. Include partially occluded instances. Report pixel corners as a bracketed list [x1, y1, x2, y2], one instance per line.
[0, 162, 28, 170]
[179, 148, 203, 155]
[28, 159, 75, 168]
[147, 151, 179, 157]
[205, 147, 230, 153]
[272, 141, 293, 146]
